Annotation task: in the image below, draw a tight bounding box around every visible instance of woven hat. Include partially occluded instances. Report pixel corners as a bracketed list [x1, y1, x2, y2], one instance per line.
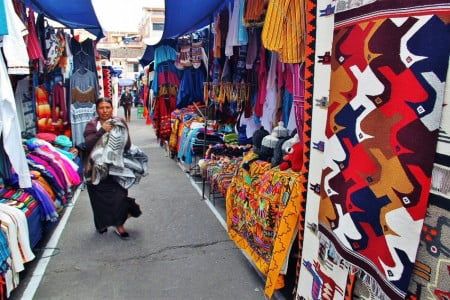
[252, 126, 269, 155]
[273, 121, 289, 138]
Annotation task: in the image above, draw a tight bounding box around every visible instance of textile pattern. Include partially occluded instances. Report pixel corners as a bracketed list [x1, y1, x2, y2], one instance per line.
[318, 2, 450, 299]
[295, 0, 356, 298]
[292, 0, 317, 295]
[407, 58, 450, 299]
[226, 151, 301, 298]
[102, 67, 112, 99]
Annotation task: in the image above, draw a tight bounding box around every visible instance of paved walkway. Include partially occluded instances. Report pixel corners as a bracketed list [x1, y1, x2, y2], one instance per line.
[11, 108, 265, 300]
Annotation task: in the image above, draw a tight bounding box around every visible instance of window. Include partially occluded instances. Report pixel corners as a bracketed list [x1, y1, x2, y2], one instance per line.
[133, 63, 139, 72]
[152, 23, 164, 31]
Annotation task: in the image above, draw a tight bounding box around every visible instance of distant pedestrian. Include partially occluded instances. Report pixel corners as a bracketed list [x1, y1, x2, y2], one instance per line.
[120, 87, 133, 122]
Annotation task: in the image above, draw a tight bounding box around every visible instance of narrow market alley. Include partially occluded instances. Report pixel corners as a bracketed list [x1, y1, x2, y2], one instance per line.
[9, 108, 266, 300]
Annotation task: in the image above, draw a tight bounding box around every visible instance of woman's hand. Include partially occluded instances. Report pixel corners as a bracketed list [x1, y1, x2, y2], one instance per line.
[102, 121, 113, 132]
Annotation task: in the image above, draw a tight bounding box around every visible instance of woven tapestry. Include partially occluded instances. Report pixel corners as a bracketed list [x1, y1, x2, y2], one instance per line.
[317, 1, 450, 298]
[226, 152, 301, 298]
[407, 59, 450, 299]
[102, 67, 112, 99]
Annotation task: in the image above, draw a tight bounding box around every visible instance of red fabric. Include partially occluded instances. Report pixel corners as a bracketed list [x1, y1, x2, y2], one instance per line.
[153, 96, 176, 141]
[254, 45, 267, 117]
[292, 63, 305, 141]
[26, 7, 44, 61]
[36, 132, 57, 143]
[51, 82, 67, 124]
[102, 67, 112, 98]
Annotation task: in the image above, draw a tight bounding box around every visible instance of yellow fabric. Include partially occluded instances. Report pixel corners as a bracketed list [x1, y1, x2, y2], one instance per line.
[261, 0, 305, 63]
[226, 151, 301, 298]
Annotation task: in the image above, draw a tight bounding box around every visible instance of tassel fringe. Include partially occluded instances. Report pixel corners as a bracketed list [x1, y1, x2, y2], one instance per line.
[318, 233, 393, 300]
[431, 164, 450, 194]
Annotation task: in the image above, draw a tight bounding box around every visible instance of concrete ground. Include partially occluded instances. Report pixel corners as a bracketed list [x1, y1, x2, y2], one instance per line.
[10, 107, 266, 300]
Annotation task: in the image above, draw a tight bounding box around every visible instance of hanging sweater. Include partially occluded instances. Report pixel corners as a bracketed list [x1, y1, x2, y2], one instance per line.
[0, 54, 32, 188]
[51, 82, 68, 124]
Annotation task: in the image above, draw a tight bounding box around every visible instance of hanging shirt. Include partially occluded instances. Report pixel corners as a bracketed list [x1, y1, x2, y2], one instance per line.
[51, 82, 68, 125]
[261, 52, 279, 132]
[26, 7, 44, 62]
[1, 0, 30, 74]
[0, 54, 32, 188]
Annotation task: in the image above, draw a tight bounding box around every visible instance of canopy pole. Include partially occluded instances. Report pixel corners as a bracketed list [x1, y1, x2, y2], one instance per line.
[201, 14, 214, 201]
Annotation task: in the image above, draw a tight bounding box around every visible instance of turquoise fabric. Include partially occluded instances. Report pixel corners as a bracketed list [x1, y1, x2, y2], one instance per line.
[237, 0, 248, 45]
[0, 0, 8, 36]
[154, 45, 178, 71]
[55, 135, 73, 148]
[55, 148, 75, 160]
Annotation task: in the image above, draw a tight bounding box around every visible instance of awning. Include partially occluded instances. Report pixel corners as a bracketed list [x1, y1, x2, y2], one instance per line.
[24, 0, 104, 38]
[97, 48, 111, 60]
[158, 0, 230, 42]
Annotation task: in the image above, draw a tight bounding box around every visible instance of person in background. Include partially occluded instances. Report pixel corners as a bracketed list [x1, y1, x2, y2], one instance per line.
[83, 98, 131, 239]
[120, 87, 133, 122]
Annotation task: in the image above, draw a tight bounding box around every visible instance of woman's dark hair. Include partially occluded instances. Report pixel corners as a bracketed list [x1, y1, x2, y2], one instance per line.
[95, 97, 113, 107]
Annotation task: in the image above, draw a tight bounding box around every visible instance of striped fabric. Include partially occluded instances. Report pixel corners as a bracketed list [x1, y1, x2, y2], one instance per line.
[0, 188, 39, 217]
[261, 0, 306, 63]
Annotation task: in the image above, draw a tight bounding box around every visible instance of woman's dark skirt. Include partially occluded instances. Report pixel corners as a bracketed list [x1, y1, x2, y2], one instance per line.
[86, 176, 129, 230]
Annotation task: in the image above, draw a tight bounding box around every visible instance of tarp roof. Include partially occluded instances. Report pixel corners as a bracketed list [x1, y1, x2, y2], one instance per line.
[23, 0, 231, 62]
[140, 0, 231, 66]
[24, 0, 104, 38]
[160, 0, 230, 41]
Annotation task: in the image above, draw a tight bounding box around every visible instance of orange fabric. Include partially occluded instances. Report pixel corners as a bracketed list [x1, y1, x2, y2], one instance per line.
[261, 0, 306, 63]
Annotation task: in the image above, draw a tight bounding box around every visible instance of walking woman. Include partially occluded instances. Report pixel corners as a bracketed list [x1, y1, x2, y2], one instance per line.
[120, 87, 133, 122]
[84, 98, 131, 239]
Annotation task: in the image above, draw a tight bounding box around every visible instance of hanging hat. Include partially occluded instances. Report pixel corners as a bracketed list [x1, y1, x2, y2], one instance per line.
[273, 121, 289, 138]
[252, 126, 269, 155]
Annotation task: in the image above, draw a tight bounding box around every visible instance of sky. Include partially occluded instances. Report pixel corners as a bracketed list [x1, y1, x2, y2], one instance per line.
[92, 0, 164, 32]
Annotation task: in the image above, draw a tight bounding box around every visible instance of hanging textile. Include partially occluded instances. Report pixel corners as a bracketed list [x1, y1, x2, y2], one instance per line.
[71, 37, 97, 73]
[294, 0, 340, 297]
[407, 58, 450, 299]
[26, 7, 44, 62]
[151, 49, 181, 143]
[261, 0, 305, 64]
[2, 0, 30, 74]
[102, 66, 113, 99]
[226, 151, 301, 298]
[0, 0, 7, 35]
[243, 0, 268, 27]
[0, 54, 32, 188]
[317, 1, 450, 298]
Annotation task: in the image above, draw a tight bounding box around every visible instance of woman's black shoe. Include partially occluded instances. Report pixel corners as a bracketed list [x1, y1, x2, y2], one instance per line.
[97, 227, 108, 234]
[114, 229, 130, 239]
